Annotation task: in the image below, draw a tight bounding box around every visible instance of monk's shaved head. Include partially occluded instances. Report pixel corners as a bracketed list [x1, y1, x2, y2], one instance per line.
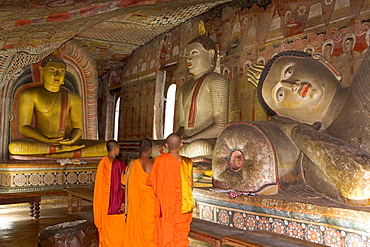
[106, 140, 119, 152]
[166, 133, 181, 150]
[140, 138, 152, 153]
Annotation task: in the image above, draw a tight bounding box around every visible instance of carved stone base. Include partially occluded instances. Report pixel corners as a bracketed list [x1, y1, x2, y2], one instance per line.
[194, 187, 370, 246]
[0, 159, 100, 192]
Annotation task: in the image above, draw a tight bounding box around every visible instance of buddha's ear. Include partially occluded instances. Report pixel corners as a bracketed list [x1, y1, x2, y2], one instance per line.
[209, 49, 216, 68]
[39, 66, 44, 82]
[313, 52, 342, 82]
[209, 49, 215, 59]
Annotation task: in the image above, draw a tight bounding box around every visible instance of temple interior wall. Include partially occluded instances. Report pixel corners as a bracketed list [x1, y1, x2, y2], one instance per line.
[106, 0, 370, 141]
[0, 2, 369, 245]
[1, 0, 370, 157]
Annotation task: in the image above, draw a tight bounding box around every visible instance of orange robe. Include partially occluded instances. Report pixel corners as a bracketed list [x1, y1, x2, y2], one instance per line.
[94, 156, 126, 247]
[123, 159, 157, 247]
[147, 153, 193, 247]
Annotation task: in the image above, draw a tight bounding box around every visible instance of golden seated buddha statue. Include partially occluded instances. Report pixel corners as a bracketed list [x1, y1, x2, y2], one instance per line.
[8, 55, 107, 158]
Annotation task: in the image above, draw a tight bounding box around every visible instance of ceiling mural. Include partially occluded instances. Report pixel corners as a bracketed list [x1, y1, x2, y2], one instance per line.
[0, 0, 238, 78]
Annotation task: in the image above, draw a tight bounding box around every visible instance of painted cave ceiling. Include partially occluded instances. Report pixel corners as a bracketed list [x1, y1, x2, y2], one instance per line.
[0, 0, 247, 78]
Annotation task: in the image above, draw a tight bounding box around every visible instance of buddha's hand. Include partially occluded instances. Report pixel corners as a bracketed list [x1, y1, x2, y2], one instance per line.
[45, 137, 64, 145]
[246, 63, 265, 87]
[177, 127, 185, 137]
[59, 138, 77, 145]
[181, 136, 192, 144]
[59, 128, 83, 145]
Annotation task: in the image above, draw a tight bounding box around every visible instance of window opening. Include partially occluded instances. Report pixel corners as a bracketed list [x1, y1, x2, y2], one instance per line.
[163, 84, 177, 138]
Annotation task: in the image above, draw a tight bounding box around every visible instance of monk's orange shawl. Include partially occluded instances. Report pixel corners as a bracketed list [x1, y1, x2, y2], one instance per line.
[147, 153, 193, 246]
[123, 159, 157, 247]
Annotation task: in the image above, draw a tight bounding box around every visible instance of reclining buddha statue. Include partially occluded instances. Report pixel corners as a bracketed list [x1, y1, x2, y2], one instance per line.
[8, 54, 107, 158]
[212, 49, 370, 207]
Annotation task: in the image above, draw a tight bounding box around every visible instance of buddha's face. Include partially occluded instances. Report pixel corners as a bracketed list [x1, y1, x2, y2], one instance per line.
[323, 44, 333, 58]
[40, 62, 66, 92]
[343, 38, 354, 52]
[261, 56, 340, 124]
[185, 42, 214, 78]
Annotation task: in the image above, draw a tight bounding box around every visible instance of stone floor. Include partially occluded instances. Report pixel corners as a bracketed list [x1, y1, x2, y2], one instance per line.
[0, 200, 211, 247]
[0, 202, 94, 247]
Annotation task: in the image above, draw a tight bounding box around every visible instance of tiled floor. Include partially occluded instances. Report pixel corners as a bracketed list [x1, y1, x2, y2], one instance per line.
[0, 201, 211, 247]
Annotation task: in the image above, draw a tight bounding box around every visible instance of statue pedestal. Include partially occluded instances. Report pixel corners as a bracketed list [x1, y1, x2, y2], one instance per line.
[0, 156, 102, 192]
[194, 186, 370, 246]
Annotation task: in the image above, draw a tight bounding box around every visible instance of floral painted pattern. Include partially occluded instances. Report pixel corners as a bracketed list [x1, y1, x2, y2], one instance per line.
[200, 202, 370, 247]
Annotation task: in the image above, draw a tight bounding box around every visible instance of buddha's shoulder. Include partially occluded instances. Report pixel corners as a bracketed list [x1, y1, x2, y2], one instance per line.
[64, 88, 81, 99]
[202, 72, 228, 89]
[204, 72, 228, 83]
[20, 84, 43, 95]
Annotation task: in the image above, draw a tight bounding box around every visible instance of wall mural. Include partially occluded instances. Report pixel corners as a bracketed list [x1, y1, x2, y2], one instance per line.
[119, 79, 156, 141]
[114, 0, 370, 141]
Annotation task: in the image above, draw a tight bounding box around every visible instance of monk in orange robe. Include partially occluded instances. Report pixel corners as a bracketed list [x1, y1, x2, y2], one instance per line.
[123, 138, 157, 247]
[147, 133, 194, 247]
[94, 140, 126, 247]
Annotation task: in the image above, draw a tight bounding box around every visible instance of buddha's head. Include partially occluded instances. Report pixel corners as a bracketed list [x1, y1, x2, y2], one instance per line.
[39, 55, 66, 92]
[323, 41, 334, 58]
[258, 50, 342, 125]
[343, 35, 355, 52]
[185, 35, 216, 79]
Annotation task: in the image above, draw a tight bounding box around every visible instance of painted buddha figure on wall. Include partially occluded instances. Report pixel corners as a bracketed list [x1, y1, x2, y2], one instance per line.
[8, 55, 107, 158]
[176, 35, 229, 159]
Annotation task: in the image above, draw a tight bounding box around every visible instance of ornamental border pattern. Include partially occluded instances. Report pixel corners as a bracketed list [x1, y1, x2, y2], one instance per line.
[0, 170, 96, 189]
[197, 202, 370, 247]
